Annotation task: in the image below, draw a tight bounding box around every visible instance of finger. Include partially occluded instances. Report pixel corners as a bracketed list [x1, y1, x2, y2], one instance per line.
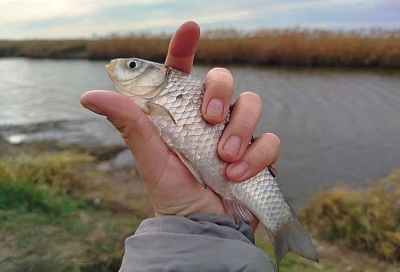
[201, 68, 234, 124]
[217, 92, 262, 162]
[226, 133, 280, 181]
[165, 21, 200, 73]
[80, 90, 170, 184]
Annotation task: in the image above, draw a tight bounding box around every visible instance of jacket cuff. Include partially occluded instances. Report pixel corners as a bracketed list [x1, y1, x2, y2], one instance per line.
[135, 213, 256, 244]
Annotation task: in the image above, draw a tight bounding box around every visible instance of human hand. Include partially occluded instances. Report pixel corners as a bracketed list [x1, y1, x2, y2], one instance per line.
[80, 21, 280, 219]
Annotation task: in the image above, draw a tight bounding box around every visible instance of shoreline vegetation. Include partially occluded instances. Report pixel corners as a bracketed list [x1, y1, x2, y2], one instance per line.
[301, 171, 400, 262]
[0, 137, 399, 271]
[1, 28, 400, 68]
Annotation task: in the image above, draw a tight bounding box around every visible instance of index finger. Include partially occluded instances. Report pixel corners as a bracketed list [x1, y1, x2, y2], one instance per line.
[165, 21, 200, 73]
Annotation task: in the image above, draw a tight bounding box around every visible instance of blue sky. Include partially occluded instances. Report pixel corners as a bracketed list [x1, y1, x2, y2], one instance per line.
[1, 0, 399, 39]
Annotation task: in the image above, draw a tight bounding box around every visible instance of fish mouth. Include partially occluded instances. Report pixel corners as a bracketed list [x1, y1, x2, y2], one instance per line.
[106, 59, 117, 75]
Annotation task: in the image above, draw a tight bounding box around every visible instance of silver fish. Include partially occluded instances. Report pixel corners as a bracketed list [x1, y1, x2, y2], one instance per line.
[106, 58, 318, 266]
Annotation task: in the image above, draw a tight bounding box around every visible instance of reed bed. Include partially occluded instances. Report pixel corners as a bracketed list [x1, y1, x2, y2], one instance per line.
[1, 28, 399, 67]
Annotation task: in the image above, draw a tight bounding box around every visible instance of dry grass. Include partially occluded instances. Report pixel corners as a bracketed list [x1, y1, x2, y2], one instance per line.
[1, 28, 399, 67]
[198, 29, 400, 67]
[300, 170, 400, 262]
[0, 151, 94, 193]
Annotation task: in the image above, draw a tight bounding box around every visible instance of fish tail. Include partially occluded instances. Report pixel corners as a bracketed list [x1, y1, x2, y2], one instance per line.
[229, 173, 318, 267]
[265, 204, 319, 266]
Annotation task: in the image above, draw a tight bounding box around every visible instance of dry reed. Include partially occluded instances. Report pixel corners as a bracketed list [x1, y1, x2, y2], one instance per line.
[0, 29, 399, 67]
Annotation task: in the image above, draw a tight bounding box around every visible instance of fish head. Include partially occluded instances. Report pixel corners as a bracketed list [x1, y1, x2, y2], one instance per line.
[106, 58, 168, 99]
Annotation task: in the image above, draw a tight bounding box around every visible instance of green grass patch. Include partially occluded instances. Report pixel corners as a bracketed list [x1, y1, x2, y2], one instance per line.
[257, 242, 333, 272]
[301, 170, 400, 262]
[0, 151, 140, 272]
[0, 151, 94, 193]
[0, 181, 78, 217]
[0, 180, 139, 272]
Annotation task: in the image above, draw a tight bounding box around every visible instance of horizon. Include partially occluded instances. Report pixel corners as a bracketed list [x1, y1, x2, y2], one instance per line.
[1, 0, 400, 40]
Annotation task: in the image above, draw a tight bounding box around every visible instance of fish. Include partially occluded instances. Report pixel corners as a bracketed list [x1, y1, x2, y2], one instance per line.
[106, 58, 318, 267]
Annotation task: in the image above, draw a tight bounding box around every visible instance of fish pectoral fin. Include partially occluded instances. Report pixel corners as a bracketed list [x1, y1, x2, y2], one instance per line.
[146, 102, 176, 125]
[223, 199, 255, 224]
[171, 148, 207, 189]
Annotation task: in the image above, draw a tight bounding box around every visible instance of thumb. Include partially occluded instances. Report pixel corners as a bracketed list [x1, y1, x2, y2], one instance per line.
[80, 90, 170, 184]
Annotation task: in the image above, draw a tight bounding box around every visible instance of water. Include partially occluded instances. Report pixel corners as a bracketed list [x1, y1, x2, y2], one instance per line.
[1, 58, 399, 206]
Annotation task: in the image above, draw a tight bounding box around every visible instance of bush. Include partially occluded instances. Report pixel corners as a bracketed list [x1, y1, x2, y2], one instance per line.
[301, 170, 400, 261]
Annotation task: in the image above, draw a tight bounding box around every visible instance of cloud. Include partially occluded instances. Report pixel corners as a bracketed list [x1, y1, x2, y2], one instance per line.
[0, 0, 168, 24]
[0, 0, 253, 38]
[0, 0, 398, 39]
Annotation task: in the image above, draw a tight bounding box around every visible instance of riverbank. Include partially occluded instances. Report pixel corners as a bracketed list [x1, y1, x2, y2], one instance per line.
[0, 137, 399, 271]
[0, 139, 151, 272]
[1, 28, 399, 68]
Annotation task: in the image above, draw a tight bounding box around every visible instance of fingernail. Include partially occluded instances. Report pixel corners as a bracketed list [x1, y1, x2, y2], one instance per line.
[83, 102, 104, 115]
[229, 162, 248, 179]
[223, 135, 241, 156]
[206, 98, 223, 119]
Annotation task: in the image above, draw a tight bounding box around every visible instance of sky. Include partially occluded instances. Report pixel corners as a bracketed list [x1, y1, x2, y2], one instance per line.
[0, 0, 399, 39]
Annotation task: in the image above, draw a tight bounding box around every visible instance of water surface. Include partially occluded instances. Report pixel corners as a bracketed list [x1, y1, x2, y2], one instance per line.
[1, 58, 399, 206]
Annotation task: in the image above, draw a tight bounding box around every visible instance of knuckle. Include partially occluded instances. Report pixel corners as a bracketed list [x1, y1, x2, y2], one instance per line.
[120, 126, 133, 140]
[238, 92, 262, 113]
[209, 67, 233, 79]
[234, 118, 254, 135]
[206, 77, 224, 90]
[265, 133, 281, 148]
[109, 118, 133, 140]
[206, 69, 234, 93]
[108, 114, 152, 142]
[243, 92, 262, 107]
[252, 147, 268, 165]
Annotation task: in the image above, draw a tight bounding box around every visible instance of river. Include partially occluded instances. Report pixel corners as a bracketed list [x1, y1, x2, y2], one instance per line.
[0, 58, 399, 206]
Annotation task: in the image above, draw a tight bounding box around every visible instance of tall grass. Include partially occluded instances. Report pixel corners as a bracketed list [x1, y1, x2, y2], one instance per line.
[1, 28, 399, 67]
[301, 170, 400, 262]
[198, 29, 400, 67]
[0, 151, 94, 193]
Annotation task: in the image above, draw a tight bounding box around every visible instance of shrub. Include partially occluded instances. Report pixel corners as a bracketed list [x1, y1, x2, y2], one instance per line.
[301, 170, 400, 261]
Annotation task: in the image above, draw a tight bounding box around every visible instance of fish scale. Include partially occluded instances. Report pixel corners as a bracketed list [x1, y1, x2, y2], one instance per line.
[106, 58, 318, 268]
[152, 69, 230, 197]
[153, 69, 292, 229]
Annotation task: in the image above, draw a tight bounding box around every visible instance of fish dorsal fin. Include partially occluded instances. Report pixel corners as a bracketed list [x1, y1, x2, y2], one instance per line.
[146, 102, 176, 125]
[171, 148, 208, 190]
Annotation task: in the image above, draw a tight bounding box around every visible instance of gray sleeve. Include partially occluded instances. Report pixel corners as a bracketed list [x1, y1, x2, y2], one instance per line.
[119, 214, 274, 272]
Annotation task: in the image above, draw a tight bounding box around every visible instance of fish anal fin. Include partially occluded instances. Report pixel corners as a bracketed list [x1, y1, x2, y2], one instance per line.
[223, 199, 255, 224]
[146, 102, 176, 125]
[171, 148, 207, 189]
[267, 205, 319, 267]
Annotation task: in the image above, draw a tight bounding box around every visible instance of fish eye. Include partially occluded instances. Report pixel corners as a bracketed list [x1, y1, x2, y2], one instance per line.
[127, 60, 138, 69]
